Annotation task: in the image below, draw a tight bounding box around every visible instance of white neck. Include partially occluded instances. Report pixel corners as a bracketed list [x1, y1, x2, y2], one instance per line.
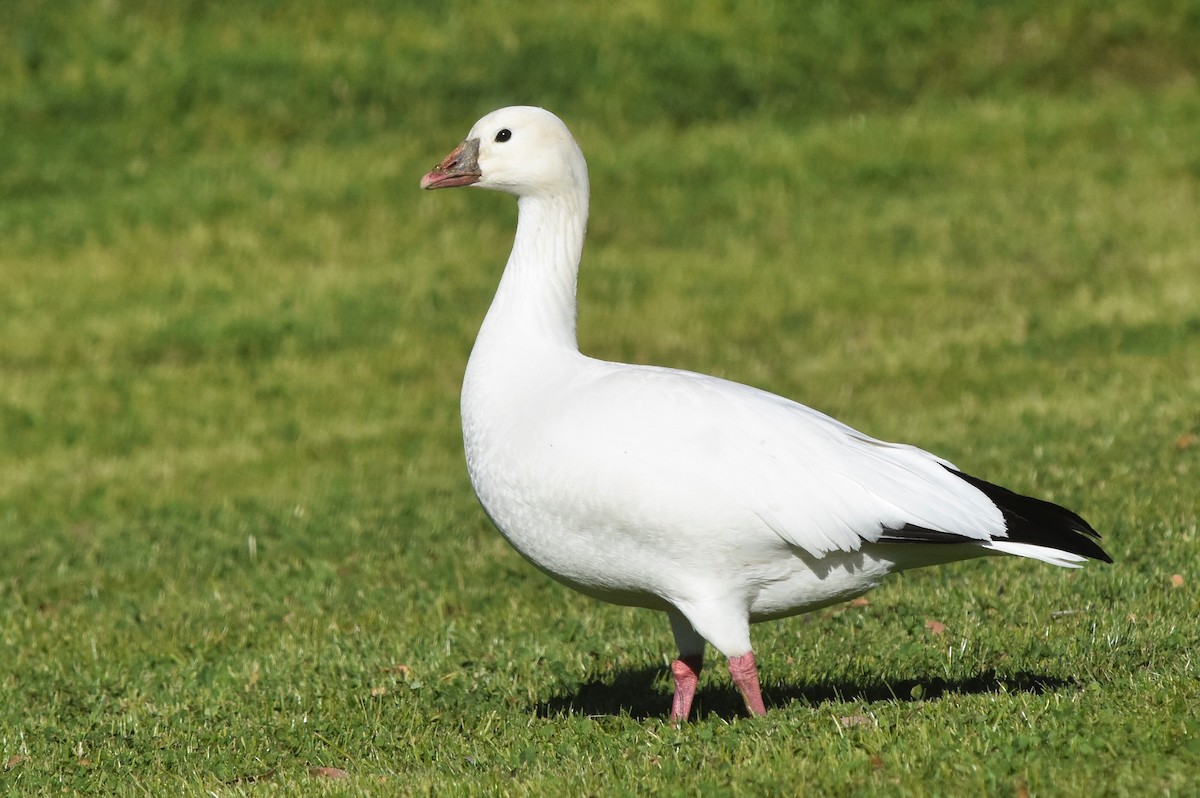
[476, 186, 589, 353]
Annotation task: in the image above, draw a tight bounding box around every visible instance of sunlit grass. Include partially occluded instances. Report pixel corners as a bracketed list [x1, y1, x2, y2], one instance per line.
[2, 1, 1198, 794]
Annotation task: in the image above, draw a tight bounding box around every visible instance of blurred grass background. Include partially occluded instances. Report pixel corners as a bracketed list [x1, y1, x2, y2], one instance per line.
[2, 0, 1198, 794]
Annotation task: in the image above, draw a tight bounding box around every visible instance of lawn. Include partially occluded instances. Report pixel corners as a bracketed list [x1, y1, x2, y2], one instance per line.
[2, 1, 1198, 794]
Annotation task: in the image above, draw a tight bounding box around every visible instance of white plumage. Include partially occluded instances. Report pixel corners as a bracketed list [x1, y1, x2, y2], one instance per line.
[420, 106, 1109, 721]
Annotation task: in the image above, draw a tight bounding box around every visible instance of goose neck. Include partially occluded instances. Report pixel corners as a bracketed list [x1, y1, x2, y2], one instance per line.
[484, 190, 589, 351]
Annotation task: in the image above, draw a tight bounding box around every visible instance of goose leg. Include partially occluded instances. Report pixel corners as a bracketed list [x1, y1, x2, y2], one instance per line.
[728, 652, 767, 716]
[669, 654, 703, 724]
[667, 610, 706, 724]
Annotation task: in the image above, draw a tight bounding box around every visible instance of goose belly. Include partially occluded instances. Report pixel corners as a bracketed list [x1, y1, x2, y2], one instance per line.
[464, 438, 909, 619]
[745, 551, 896, 621]
[465, 457, 679, 609]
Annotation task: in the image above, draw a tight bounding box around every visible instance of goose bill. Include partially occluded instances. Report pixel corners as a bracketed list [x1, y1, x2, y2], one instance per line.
[420, 138, 482, 189]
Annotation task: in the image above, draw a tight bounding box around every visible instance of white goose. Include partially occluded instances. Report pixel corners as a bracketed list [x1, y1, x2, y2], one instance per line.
[420, 106, 1110, 722]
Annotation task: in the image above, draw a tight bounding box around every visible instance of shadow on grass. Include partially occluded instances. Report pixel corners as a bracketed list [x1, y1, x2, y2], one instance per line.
[535, 667, 1076, 721]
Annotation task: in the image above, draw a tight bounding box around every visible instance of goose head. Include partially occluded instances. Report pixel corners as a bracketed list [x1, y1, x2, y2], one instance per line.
[420, 106, 587, 200]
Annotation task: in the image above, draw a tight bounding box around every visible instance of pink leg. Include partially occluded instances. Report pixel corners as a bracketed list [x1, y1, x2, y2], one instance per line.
[669, 654, 703, 724]
[728, 652, 767, 716]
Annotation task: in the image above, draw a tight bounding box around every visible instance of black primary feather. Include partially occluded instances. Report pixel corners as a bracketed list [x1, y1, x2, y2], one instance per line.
[880, 467, 1113, 564]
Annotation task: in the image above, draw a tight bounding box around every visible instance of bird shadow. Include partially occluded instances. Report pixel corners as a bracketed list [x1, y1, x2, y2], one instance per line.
[534, 666, 1076, 721]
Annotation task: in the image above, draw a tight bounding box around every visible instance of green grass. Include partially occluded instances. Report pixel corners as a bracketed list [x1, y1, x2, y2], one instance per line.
[2, 0, 1199, 794]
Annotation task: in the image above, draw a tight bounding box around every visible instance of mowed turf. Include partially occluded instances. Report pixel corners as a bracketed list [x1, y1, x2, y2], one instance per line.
[2, 1, 1198, 794]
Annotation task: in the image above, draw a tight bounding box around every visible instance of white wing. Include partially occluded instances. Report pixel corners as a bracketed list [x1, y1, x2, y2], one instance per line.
[554, 362, 1007, 560]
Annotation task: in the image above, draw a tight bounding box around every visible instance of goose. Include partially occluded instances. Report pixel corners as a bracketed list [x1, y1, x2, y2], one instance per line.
[419, 106, 1111, 722]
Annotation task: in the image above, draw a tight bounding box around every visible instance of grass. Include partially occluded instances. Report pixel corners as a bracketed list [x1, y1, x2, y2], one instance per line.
[2, 0, 1199, 794]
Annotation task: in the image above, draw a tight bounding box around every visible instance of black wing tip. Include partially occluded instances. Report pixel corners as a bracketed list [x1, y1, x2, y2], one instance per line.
[945, 466, 1113, 564]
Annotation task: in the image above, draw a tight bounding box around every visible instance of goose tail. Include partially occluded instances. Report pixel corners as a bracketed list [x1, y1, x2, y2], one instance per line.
[950, 467, 1112, 566]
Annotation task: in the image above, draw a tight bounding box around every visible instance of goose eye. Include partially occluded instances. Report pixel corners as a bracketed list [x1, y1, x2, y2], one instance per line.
[495, 129, 512, 143]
